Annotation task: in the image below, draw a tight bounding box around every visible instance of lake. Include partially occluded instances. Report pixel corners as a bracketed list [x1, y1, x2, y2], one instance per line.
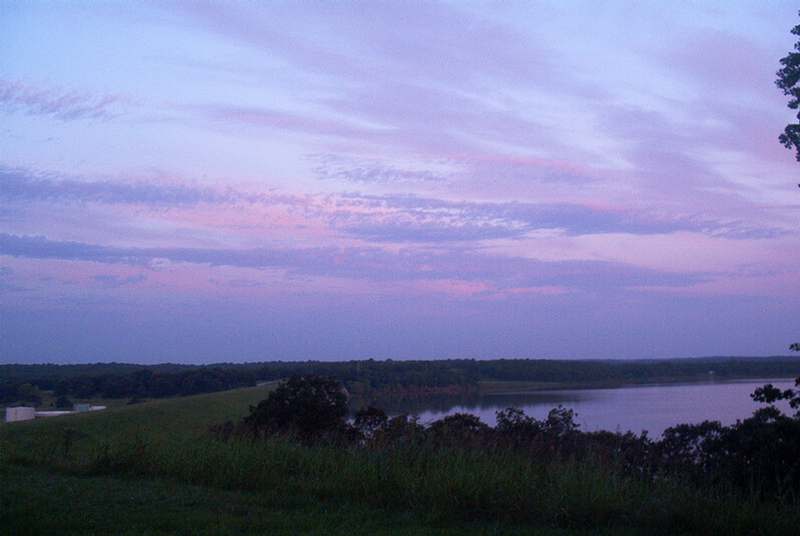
[386, 378, 797, 437]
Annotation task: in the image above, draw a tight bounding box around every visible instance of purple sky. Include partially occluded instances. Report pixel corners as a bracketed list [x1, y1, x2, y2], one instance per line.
[1, 2, 798, 364]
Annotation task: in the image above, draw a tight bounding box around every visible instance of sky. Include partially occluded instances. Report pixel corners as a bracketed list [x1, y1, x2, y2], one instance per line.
[1, 1, 798, 364]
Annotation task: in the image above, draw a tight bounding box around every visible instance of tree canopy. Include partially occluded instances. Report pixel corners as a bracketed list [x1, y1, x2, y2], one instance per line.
[243, 375, 349, 441]
[777, 11, 800, 162]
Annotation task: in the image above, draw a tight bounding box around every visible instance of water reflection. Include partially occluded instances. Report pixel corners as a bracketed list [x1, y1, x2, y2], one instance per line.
[360, 391, 586, 416]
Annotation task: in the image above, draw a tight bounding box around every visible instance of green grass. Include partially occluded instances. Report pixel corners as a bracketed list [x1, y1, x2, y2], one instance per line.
[2, 383, 798, 535]
[4, 464, 595, 536]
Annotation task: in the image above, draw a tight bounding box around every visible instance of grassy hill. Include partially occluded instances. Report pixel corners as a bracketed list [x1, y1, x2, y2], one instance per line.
[2, 383, 798, 535]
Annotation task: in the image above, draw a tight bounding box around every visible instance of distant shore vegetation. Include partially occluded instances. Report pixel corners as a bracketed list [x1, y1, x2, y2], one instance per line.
[3, 355, 800, 407]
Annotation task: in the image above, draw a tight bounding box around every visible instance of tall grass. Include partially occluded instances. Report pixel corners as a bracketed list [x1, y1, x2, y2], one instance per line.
[2, 385, 797, 534]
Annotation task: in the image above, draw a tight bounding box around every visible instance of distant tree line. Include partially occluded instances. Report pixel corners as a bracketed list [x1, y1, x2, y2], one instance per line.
[25, 368, 255, 401]
[245, 357, 800, 391]
[0, 382, 44, 406]
[4, 356, 800, 405]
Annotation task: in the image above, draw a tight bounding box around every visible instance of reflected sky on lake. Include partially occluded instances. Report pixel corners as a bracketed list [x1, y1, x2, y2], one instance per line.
[388, 378, 796, 437]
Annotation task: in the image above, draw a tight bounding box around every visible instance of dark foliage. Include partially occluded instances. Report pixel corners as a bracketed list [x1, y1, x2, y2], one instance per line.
[659, 420, 722, 466]
[353, 406, 389, 440]
[47, 368, 256, 400]
[777, 11, 800, 161]
[54, 395, 73, 409]
[369, 414, 426, 449]
[427, 413, 491, 447]
[0, 381, 18, 405]
[752, 378, 800, 416]
[654, 407, 800, 496]
[0, 382, 42, 406]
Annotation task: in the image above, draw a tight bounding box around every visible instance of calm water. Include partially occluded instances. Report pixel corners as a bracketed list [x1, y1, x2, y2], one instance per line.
[388, 378, 796, 437]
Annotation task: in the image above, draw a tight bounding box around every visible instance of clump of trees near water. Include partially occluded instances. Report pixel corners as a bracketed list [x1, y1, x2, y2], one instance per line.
[213, 372, 800, 499]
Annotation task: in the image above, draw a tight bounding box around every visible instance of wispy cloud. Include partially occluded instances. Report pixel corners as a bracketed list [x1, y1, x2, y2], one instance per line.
[309, 154, 447, 184]
[0, 233, 708, 292]
[209, 277, 266, 289]
[2, 167, 787, 242]
[93, 273, 146, 287]
[333, 193, 789, 242]
[0, 167, 234, 206]
[0, 79, 122, 121]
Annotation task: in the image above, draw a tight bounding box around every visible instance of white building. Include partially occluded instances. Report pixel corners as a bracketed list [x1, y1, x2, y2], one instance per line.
[4, 404, 107, 423]
[5, 406, 35, 422]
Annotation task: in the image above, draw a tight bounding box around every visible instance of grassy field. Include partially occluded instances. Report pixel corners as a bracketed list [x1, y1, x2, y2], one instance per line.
[4, 464, 590, 536]
[2, 384, 798, 535]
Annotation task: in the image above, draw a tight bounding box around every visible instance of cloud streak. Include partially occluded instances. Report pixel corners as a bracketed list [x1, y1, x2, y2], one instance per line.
[0, 233, 709, 292]
[0, 167, 234, 206]
[309, 153, 447, 184]
[333, 193, 788, 242]
[0, 79, 121, 121]
[2, 167, 787, 242]
[93, 273, 147, 287]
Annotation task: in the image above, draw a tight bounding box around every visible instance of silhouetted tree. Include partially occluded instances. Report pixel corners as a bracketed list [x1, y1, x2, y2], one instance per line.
[371, 414, 426, 448]
[777, 11, 800, 162]
[428, 413, 491, 447]
[543, 405, 580, 437]
[244, 375, 349, 442]
[495, 407, 541, 437]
